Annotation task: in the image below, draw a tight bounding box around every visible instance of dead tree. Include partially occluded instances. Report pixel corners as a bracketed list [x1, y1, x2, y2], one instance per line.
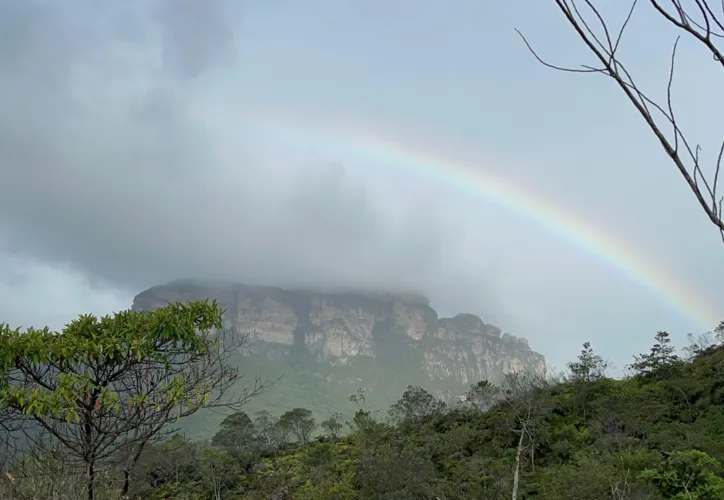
[499, 371, 548, 500]
[517, 0, 724, 241]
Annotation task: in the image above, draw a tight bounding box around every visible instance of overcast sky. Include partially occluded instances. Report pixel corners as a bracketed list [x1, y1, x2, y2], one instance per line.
[1, 0, 723, 373]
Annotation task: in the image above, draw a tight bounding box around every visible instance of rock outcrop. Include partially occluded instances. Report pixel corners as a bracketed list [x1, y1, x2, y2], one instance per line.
[133, 279, 546, 387]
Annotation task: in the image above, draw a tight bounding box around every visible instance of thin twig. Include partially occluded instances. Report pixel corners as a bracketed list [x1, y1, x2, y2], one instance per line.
[516, 0, 724, 244]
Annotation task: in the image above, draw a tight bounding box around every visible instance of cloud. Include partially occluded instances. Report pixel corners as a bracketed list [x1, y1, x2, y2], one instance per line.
[156, 0, 237, 79]
[0, 254, 129, 332]
[0, 0, 720, 372]
[0, 0, 508, 328]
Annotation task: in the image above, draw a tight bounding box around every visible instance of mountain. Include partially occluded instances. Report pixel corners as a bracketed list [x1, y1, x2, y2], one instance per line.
[132, 279, 545, 434]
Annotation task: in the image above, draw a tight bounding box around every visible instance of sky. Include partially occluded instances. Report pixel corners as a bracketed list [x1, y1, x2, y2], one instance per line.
[1, 0, 723, 374]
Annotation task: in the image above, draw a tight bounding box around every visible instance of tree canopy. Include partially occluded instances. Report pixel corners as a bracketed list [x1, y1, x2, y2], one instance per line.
[2, 309, 724, 499]
[0, 300, 265, 500]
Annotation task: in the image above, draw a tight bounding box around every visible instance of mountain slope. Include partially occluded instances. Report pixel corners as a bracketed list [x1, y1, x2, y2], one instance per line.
[132, 279, 545, 434]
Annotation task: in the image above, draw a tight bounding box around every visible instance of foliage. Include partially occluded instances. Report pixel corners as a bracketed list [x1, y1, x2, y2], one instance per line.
[2, 323, 724, 499]
[278, 408, 316, 444]
[211, 412, 260, 458]
[567, 341, 608, 383]
[320, 412, 344, 439]
[387, 385, 446, 425]
[463, 379, 500, 411]
[0, 301, 266, 499]
[640, 450, 724, 499]
[629, 331, 680, 377]
[183, 349, 425, 440]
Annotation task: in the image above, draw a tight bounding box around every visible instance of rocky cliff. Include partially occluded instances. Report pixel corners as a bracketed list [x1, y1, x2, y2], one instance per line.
[132, 279, 546, 390]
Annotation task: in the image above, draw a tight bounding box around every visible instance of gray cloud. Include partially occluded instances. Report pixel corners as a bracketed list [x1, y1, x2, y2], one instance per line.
[0, 0, 721, 371]
[0, 255, 128, 332]
[0, 0, 507, 326]
[156, 0, 236, 79]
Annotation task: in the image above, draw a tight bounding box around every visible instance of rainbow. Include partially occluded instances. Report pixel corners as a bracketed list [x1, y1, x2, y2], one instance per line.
[250, 111, 720, 331]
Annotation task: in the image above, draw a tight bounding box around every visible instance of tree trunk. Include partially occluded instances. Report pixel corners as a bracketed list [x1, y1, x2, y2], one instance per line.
[530, 435, 535, 472]
[84, 416, 95, 500]
[512, 424, 526, 500]
[121, 442, 147, 498]
[86, 459, 95, 500]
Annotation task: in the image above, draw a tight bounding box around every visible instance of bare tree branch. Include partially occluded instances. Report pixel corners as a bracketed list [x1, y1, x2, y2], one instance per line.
[517, 0, 724, 244]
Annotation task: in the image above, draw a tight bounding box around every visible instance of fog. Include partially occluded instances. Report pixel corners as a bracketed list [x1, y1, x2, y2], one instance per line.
[1, 0, 723, 371]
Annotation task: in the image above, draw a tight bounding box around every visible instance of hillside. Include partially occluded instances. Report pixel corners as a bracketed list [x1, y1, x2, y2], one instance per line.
[88, 332, 724, 499]
[132, 279, 546, 435]
[2, 300, 723, 499]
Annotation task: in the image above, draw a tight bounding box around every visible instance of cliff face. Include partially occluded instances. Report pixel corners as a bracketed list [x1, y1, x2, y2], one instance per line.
[132, 280, 546, 387]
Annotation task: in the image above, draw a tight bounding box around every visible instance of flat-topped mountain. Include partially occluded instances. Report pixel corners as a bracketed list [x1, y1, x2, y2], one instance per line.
[132, 280, 545, 433]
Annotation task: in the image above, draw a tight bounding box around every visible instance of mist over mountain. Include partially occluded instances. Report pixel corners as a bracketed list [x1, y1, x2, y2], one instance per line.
[131, 279, 545, 431]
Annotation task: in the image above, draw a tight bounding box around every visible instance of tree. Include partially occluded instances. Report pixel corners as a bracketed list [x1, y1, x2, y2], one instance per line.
[211, 411, 259, 457]
[567, 341, 609, 383]
[320, 412, 344, 439]
[348, 388, 373, 414]
[278, 408, 316, 444]
[567, 342, 609, 421]
[253, 411, 285, 449]
[0, 300, 267, 500]
[387, 385, 446, 425]
[464, 380, 501, 412]
[498, 371, 548, 500]
[199, 445, 240, 500]
[3, 444, 119, 499]
[130, 434, 199, 495]
[629, 330, 680, 376]
[346, 388, 385, 438]
[715, 321, 724, 344]
[640, 449, 724, 499]
[517, 1, 724, 241]
[683, 331, 717, 360]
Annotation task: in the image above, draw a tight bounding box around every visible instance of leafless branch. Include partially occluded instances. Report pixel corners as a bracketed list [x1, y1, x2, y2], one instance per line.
[517, 0, 724, 244]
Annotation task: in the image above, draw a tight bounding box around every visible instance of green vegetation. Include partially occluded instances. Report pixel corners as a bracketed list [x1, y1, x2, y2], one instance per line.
[179, 358, 414, 442]
[2, 305, 724, 499]
[0, 301, 267, 500]
[182, 339, 448, 441]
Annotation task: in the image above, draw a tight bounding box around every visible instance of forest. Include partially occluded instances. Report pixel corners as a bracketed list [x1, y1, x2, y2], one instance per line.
[1, 300, 724, 499]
